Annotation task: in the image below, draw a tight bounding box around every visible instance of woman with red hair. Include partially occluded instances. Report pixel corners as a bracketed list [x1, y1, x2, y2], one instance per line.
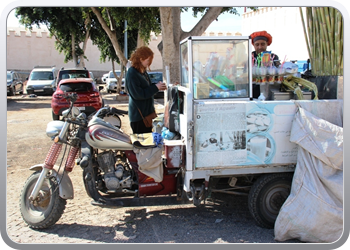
[125, 46, 167, 134]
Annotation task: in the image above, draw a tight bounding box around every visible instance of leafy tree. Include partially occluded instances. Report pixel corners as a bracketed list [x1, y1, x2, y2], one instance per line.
[91, 7, 255, 86]
[15, 7, 91, 67]
[90, 7, 161, 66]
[16, 7, 256, 92]
[88, 9, 139, 92]
[90, 7, 162, 92]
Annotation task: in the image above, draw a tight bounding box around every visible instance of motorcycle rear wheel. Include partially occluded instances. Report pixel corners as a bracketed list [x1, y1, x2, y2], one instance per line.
[19, 171, 67, 229]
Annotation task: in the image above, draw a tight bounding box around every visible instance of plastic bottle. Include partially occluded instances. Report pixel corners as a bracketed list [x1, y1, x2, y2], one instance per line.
[258, 93, 266, 101]
[161, 127, 175, 140]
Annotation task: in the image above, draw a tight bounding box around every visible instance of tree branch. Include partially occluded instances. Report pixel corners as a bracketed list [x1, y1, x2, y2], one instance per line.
[90, 7, 127, 66]
[181, 7, 223, 40]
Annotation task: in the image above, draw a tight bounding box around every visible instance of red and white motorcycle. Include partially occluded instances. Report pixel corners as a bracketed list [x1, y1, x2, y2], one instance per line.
[19, 93, 185, 229]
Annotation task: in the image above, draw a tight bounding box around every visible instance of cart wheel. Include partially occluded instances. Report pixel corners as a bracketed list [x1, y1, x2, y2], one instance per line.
[248, 173, 293, 229]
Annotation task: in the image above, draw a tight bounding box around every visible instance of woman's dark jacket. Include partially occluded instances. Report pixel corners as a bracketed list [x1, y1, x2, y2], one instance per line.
[125, 67, 159, 122]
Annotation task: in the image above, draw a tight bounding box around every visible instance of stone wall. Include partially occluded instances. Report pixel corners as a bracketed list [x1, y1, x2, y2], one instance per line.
[6, 28, 164, 80]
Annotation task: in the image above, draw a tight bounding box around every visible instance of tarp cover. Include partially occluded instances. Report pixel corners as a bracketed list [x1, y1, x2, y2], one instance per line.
[274, 105, 343, 243]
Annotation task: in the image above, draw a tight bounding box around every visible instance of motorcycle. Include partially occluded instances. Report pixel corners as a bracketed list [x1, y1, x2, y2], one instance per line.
[19, 93, 186, 229]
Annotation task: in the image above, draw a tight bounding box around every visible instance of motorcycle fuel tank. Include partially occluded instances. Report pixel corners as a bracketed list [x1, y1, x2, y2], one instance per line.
[86, 124, 134, 150]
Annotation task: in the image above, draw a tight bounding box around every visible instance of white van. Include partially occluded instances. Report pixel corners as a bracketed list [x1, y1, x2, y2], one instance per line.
[26, 66, 57, 95]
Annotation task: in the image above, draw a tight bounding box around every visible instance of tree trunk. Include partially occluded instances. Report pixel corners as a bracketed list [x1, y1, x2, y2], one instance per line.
[137, 33, 146, 47]
[91, 7, 128, 67]
[159, 7, 224, 85]
[159, 7, 181, 85]
[71, 33, 78, 67]
[79, 18, 91, 68]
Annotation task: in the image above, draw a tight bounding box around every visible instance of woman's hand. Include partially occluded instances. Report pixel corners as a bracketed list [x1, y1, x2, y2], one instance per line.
[155, 81, 167, 91]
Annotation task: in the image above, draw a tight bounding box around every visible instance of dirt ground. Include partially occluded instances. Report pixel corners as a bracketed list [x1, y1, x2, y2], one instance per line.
[5, 91, 301, 247]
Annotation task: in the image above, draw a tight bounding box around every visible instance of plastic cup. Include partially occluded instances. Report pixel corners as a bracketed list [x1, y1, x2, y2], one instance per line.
[276, 67, 286, 83]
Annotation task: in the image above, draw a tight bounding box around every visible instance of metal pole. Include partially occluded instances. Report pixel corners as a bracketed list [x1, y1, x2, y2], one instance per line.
[124, 20, 129, 94]
[124, 20, 128, 60]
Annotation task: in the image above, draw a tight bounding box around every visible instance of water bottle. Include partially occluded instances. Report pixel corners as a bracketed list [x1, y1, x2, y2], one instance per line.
[161, 127, 175, 140]
[258, 93, 266, 101]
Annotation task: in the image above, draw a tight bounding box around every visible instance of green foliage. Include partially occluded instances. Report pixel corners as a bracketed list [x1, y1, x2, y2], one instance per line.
[15, 6, 258, 67]
[108, 7, 162, 42]
[89, 7, 161, 64]
[89, 9, 138, 64]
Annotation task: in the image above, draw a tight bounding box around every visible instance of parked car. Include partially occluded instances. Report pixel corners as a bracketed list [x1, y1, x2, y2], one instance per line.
[26, 66, 57, 95]
[148, 71, 164, 98]
[56, 67, 92, 85]
[105, 70, 125, 93]
[51, 78, 104, 120]
[101, 73, 109, 83]
[7, 70, 23, 96]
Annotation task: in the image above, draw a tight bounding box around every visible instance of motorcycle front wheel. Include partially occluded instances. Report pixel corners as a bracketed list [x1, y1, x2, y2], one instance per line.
[19, 171, 67, 229]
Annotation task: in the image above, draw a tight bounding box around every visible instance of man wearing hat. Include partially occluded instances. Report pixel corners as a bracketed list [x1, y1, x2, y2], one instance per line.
[250, 31, 280, 98]
[250, 30, 280, 67]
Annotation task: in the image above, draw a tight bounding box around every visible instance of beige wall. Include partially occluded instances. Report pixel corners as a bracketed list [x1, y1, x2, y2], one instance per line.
[6, 27, 164, 78]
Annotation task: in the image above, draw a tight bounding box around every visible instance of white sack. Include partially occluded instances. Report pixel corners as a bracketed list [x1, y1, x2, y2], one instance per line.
[274, 107, 343, 243]
[133, 147, 163, 183]
[295, 99, 343, 127]
[130, 133, 164, 183]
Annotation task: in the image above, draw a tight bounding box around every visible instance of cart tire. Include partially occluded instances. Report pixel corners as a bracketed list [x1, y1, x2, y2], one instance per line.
[248, 173, 293, 229]
[19, 171, 67, 229]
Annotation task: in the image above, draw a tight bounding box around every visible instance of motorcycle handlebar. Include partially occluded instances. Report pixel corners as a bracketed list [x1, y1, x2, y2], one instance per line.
[110, 107, 128, 115]
[94, 106, 128, 119]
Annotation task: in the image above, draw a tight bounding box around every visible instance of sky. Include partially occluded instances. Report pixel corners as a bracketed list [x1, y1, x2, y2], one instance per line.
[6, 7, 245, 33]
